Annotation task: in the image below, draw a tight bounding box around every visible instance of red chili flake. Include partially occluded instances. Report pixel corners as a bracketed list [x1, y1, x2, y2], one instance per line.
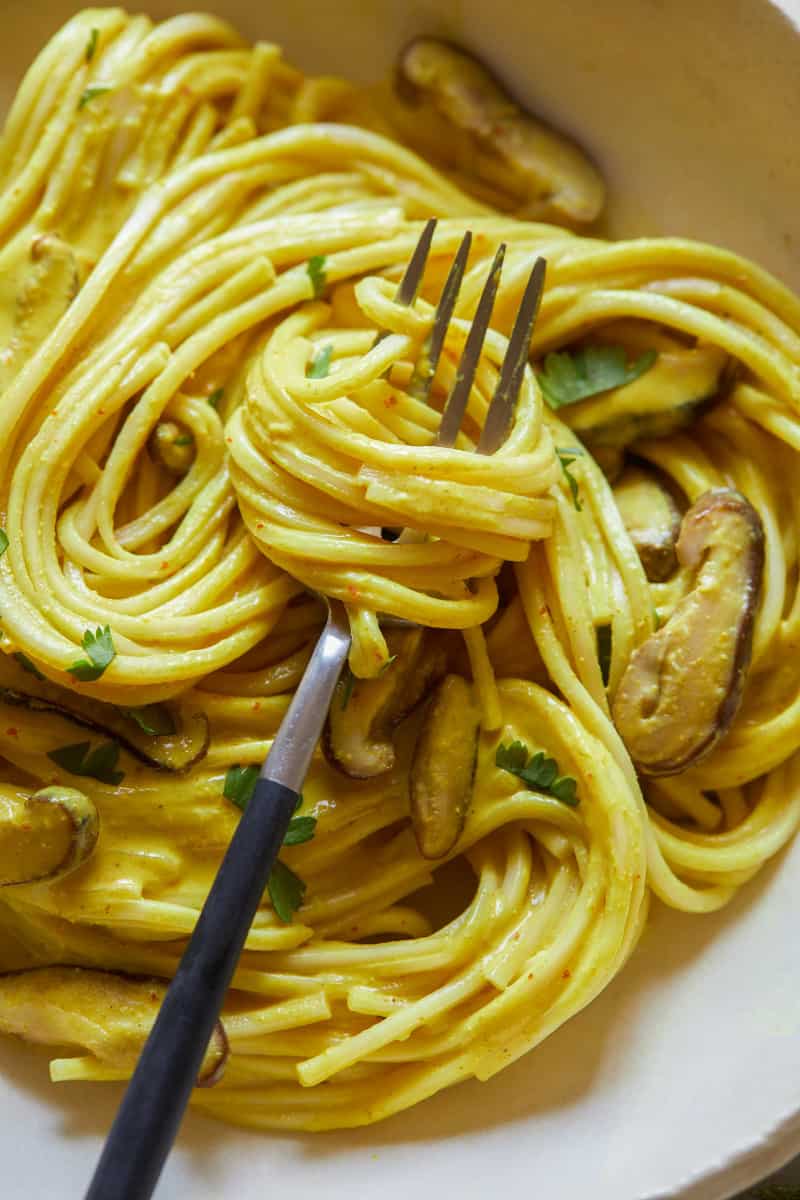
[20, 823, 31, 833]
[562, 968, 571, 979]
[252, 702, 261, 712]
[160, 561, 170, 570]
[5, 727, 18, 737]
[527, 973, 533, 981]
[347, 585, 359, 600]
[384, 393, 397, 408]
[255, 522, 264, 530]
[226, 437, 233, 444]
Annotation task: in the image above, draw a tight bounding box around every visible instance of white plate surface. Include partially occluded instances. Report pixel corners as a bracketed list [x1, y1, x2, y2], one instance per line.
[1, 2, 800, 1197]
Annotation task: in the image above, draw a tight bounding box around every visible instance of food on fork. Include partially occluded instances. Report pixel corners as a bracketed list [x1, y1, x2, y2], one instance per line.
[0, 7, 798, 1136]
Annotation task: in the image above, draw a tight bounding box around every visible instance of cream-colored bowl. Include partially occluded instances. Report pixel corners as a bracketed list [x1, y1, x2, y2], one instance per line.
[2, 3, 800, 1198]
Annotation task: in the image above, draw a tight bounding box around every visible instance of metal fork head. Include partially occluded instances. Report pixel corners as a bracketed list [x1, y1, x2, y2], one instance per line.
[388, 218, 547, 454]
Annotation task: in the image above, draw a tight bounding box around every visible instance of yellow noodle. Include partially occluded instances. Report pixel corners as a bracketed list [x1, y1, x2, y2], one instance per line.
[0, 8, 797, 1136]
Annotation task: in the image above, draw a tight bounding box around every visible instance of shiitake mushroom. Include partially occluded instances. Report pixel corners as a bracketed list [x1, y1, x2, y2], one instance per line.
[395, 38, 605, 224]
[0, 786, 98, 886]
[409, 675, 479, 859]
[612, 465, 683, 582]
[612, 488, 764, 775]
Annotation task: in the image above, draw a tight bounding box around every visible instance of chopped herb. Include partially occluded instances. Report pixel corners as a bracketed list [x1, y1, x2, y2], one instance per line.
[307, 343, 333, 379]
[208, 388, 224, 410]
[78, 85, 112, 111]
[173, 434, 193, 447]
[86, 27, 99, 62]
[223, 777, 316, 921]
[339, 668, 355, 710]
[556, 447, 583, 512]
[13, 652, 45, 681]
[307, 254, 327, 299]
[122, 705, 176, 737]
[283, 814, 317, 845]
[224, 763, 260, 811]
[596, 624, 612, 687]
[48, 740, 124, 786]
[67, 625, 116, 682]
[538, 345, 658, 410]
[496, 739, 579, 807]
[653, 607, 662, 630]
[378, 654, 398, 677]
[0, 529, 8, 557]
[268, 859, 306, 924]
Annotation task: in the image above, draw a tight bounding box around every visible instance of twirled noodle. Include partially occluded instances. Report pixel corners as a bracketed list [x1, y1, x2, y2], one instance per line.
[231, 281, 558, 674]
[0, 8, 798, 1134]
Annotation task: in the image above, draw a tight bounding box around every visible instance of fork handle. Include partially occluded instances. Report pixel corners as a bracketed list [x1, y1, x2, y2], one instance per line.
[84, 775, 297, 1200]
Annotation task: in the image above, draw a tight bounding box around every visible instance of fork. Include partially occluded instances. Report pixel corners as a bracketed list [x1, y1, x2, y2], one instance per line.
[84, 220, 547, 1200]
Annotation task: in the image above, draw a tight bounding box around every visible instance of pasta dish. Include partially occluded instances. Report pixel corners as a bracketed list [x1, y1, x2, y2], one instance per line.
[0, 8, 798, 1132]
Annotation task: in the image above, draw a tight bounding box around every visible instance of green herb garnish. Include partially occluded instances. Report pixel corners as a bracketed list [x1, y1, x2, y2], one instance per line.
[223, 763, 260, 811]
[496, 740, 579, 807]
[223, 774, 317, 921]
[307, 343, 333, 379]
[307, 255, 327, 299]
[48, 740, 124, 785]
[0, 530, 8, 557]
[14, 652, 45, 680]
[78, 85, 112, 111]
[538, 345, 657, 410]
[556, 447, 583, 512]
[173, 434, 193, 447]
[122, 705, 176, 737]
[268, 859, 307, 924]
[86, 28, 99, 62]
[596, 624, 612, 687]
[208, 388, 224, 410]
[67, 625, 116, 682]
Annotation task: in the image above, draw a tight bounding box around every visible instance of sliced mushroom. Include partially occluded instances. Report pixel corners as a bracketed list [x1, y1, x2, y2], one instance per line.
[613, 465, 683, 581]
[395, 38, 604, 224]
[324, 629, 448, 779]
[0, 235, 80, 390]
[0, 967, 227, 1085]
[149, 421, 195, 475]
[612, 489, 764, 775]
[0, 786, 98, 887]
[566, 343, 728, 449]
[410, 674, 479, 859]
[0, 656, 209, 773]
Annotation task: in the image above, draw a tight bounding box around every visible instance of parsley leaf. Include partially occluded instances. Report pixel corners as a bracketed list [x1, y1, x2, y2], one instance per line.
[596, 624, 612, 687]
[556, 447, 583, 512]
[78, 85, 112, 111]
[48, 740, 124, 785]
[173, 434, 193, 447]
[268, 859, 307, 923]
[86, 27, 99, 62]
[0, 529, 8, 557]
[307, 255, 327, 299]
[224, 764, 260, 811]
[14, 652, 45, 681]
[122, 705, 176, 737]
[538, 345, 658, 410]
[223, 773, 317, 921]
[283, 814, 317, 845]
[208, 388, 224, 410]
[307, 344, 333, 379]
[496, 740, 579, 807]
[67, 625, 116, 682]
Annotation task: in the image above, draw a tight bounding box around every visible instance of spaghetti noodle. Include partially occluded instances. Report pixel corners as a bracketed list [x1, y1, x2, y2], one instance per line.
[0, 8, 797, 1133]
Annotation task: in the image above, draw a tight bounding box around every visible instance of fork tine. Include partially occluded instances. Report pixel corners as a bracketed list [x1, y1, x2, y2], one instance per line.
[435, 242, 506, 449]
[476, 256, 547, 455]
[395, 217, 438, 306]
[373, 218, 437, 354]
[407, 230, 472, 403]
